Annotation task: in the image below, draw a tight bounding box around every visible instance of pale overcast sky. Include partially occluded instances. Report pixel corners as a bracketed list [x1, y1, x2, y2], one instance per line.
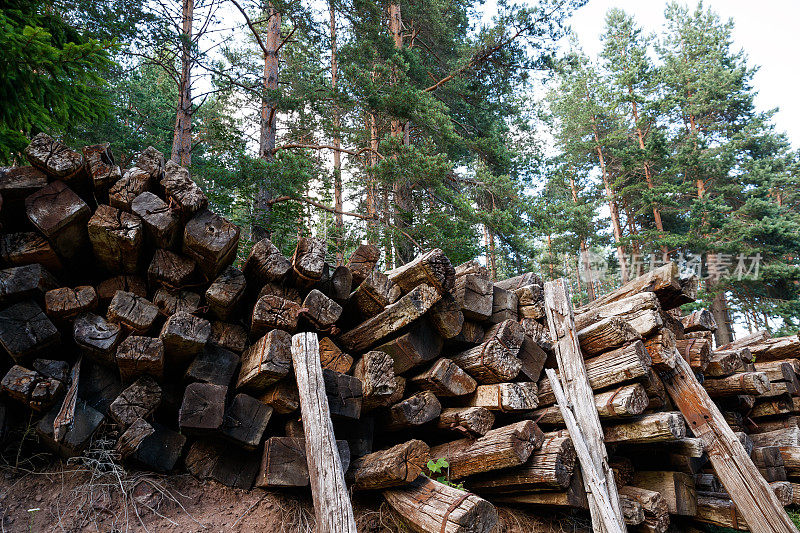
[566, 0, 800, 148]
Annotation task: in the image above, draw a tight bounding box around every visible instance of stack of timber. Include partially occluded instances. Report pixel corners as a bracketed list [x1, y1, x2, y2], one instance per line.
[1, 135, 797, 533]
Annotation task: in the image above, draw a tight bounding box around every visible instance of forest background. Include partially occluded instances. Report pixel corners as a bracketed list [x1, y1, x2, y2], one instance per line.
[2, 0, 798, 345]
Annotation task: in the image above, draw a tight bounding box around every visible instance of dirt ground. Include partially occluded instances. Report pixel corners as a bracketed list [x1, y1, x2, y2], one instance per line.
[0, 459, 586, 533]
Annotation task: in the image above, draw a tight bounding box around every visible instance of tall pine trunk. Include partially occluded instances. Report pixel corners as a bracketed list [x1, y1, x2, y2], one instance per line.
[330, 1, 344, 264]
[252, 5, 281, 242]
[171, 0, 194, 166]
[388, 1, 413, 266]
[570, 174, 596, 301]
[590, 113, 628, 284]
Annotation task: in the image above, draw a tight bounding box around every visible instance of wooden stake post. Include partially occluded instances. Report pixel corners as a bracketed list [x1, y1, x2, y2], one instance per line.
[544, 279, 627, 533]
[291, 332, 357, 533]
[661, 353, 799, 533]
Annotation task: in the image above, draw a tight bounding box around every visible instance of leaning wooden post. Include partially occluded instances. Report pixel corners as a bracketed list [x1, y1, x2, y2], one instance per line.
[546, 369, 624, 532]
[291, 332, 357, 533]
[543, 279, 627, 533]
[661, 353, 799, 533]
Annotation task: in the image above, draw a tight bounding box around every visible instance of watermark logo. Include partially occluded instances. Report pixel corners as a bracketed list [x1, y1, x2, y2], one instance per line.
[579, 251, 761, 283]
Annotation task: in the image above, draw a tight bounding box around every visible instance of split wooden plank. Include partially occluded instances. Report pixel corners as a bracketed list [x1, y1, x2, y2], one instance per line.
[543, 279, 626, 533]
[349, 439, 429, 490]
[531, 383, 649, 425]
[290, 332, 357, 533]
[660, 351, 799, 532]
[385, 248, 455, 295]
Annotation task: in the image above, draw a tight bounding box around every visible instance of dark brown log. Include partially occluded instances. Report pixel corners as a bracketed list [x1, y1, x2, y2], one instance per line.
[681, 309, 717, 332]
[488, 285, 518, 324]
[25, 181, 91, 260]
[116, 336, 164, 382]
[532, 383, 648, 425]
[106, 290, 159, 333]
[315, 264, 352, 302]
[152, 287, 201, 316]
[410, 358, 477, 397]
[384, 476, 498, 533]
[185, 440, 259, 489]
[1, 364, 63, 411]
[643, 328, 677, 371]
[750, 427, 800, 448]
[429, 420, 543, 479]
[0, 231, 62, 272]
[452, 273, 493, 321]
[350, 439, 429, 490]
[353, 350, 396, 409]
[131, 191, 179, 249]
[495, 272, 543, 291]
[258, 379, 299, 414]
[243, 238, 291, 284]
[185, 344, 240, 387]
[147, 248, 196, 289]
[468, 433, 576, 492]
[704, 372, 771, 397]
[347, 244, 380, 287]
[491, 469, 588, 509]
[339, 285, 441, 351]
[318, 337, 353, 373]
[45, 286, 97, 321]
[302, 288, 342, 328]
[454, 259, 489, 279]
[250, 295, 301, 337]
[109, 168, 151, 211]
[221, 393, 272, 449]
[209, 321, 249, 353]
[751, 417, 800, 435]
[386, 248, 455, 295]
[32, 359, 69, 382]
[323, 369, 362, 420]
[346, 270, 400, 318]
[337, 417, 376, 457]
[73, 312, 121, 365]
[750, 396, 797, 419]
[183, 209, 240, 281]
[25, 133, 84, 179]
[446, 320, 485, 348]
[0, 167, 47, 214]
[619, 486, 669, 533]
[375, 320, 443, 374]
[465, 382, 539, 412]
[256, 437, 350, 488]
[37, 400, 104, 457]
[87, 204, 143, 273]
[451, 319, 524, 383]
[427, 292, 464, 339]
[118, 419, 185, 472]
[179, 382, 227, 434]
[0, 300, 59, 362]
[676, 338, 711, 372]
[578, 317, 641, 356]
[386, 391, 442, 430]
[257, 282, 302, 304]
[95, 275, 147, 305]
[437, 406, 495, 436]
[518, 335, 548, 382]
[520, 317, 553, 352]
[754, 359, 800, 381]
[159, 311, 211, 369]
[237, 329, 292, 391]
[1, 265, 59, 317]
[109, 376, 161, 429]
[161, 161, 208, 218]
[289, 237, 326, 288]
[77, 360, 122, 413]
[205, 266, 246, 320]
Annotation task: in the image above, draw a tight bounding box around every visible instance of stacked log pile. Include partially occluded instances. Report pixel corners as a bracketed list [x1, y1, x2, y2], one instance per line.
[0, 135, 797, 532]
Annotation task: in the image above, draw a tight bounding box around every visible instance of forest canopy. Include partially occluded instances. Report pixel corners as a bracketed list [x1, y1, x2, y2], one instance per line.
[2, 0, 798, 341]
